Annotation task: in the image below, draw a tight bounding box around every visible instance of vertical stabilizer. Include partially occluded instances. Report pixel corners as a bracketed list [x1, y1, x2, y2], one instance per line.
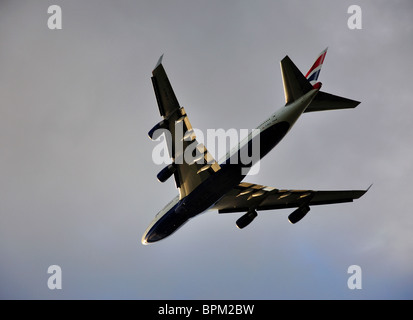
[305, 47, 328, 85]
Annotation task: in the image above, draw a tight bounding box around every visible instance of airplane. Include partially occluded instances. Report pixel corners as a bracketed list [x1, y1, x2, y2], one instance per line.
[142, 48, 368, 244]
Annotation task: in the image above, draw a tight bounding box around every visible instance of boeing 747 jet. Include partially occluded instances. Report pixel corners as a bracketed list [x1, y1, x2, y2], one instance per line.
[142, 48, 368, 244]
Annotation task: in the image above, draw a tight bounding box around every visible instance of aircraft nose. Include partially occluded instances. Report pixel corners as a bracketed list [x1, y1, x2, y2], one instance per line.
[141, 228, 165, 245]
[141, 231, 154, 245]
[141, 234, 149, 245]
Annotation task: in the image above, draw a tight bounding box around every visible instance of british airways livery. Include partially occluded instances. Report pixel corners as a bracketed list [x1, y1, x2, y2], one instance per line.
[142, 48, 368, 244]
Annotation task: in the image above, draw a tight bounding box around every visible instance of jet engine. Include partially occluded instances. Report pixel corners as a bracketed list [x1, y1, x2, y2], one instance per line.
[157, 164, 176, 183]
[236, 209, 258, 229]
[288, 205, 310, 224]
[148, 120, 168, 140]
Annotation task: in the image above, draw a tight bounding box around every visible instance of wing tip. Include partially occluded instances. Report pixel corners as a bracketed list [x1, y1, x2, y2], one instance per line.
[153, 54, 164, 71]
[356, 184, 373, 199]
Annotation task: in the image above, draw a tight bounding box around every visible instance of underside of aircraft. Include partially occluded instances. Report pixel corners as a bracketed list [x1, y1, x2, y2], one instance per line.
[142, 48, 369, 244]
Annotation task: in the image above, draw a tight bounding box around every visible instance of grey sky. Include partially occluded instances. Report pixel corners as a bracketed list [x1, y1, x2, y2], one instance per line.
[1, 0, 413, 299]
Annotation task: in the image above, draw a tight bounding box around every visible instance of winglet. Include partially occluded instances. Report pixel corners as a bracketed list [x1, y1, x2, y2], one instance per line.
[154, 54, 164, 71]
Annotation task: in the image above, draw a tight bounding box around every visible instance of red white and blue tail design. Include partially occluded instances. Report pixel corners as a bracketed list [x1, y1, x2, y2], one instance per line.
[305, 47, 328, 86]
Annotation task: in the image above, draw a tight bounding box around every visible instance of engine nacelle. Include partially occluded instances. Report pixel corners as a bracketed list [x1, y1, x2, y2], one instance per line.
[157, 164, 176, 183]
[236, 209, 258, 229]
[148, 120, 168, 140]
[288, 205, 310, 224]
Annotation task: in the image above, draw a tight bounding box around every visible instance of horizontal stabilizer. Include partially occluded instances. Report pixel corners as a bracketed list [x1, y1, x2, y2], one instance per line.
[305, 91, 360, 112]
[280, 56, 314, 105]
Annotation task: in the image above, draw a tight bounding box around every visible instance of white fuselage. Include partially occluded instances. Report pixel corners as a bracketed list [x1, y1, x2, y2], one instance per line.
[221, 88, 319, 165]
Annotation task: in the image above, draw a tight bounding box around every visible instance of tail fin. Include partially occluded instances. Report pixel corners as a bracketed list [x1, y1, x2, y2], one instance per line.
[280, 49, 361, 112]
[303, 47, 361, 112]
[305, 47, 328, 85]
[280, 56, 314, 105]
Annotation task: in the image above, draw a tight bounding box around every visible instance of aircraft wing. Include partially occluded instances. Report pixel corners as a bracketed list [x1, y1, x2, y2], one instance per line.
[150, 56, 221, 198]
[212, 182, 368, 213]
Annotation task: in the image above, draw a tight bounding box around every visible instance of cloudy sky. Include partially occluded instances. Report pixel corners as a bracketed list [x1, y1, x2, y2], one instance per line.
[1, 0, 412, 299]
